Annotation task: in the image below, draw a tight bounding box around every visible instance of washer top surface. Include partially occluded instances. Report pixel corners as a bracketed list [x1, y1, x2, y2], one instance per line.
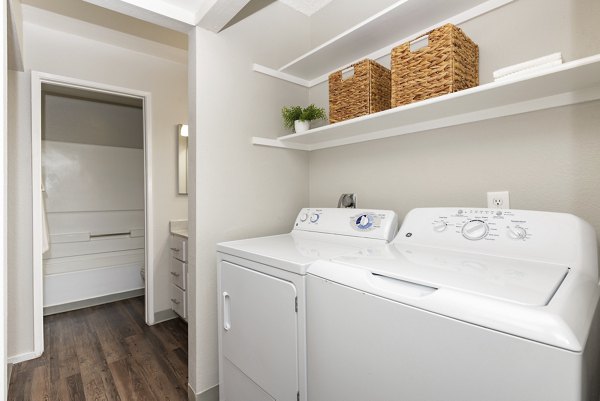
[332, 243, 569, 306]
[217, 208, 398, 275]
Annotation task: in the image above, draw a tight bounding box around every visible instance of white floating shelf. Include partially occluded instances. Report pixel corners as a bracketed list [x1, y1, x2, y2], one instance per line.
[253, 0, 514, 87]
[252, 55, 600, 151]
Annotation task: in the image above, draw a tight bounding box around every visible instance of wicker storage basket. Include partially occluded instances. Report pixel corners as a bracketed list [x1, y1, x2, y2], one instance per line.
[329, 59, 391, 124]
[391, 24, 479, 107]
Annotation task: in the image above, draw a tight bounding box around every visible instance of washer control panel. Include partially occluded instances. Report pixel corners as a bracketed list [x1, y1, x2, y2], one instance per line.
[427, 209, 533, 243]
[294, 208, 398, 242]
[397, 207, 596, 277]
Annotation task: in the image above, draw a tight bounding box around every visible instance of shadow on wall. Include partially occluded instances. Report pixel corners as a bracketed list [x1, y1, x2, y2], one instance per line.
[222, 0, 277, 32]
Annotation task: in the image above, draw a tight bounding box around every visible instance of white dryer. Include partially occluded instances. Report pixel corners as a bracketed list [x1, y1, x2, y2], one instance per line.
[216, 208, 398, 401]
[307, 207, 600, 401]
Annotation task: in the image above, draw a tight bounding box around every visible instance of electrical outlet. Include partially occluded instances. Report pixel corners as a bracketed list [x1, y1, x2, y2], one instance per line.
[487, 191, 510, 209]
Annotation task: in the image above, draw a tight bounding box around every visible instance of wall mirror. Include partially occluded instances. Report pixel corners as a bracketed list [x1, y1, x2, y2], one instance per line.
[177, 124, 188, 195]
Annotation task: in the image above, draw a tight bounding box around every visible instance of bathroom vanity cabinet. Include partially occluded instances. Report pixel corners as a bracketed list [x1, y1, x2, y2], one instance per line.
[169, 233, 188, 320]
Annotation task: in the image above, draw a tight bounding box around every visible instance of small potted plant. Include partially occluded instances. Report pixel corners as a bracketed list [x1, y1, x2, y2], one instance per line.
[282, 104, 327, 134]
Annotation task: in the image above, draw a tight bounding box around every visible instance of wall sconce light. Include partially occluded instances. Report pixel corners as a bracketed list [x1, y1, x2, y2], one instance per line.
[177, 124, 189, 195]
[179, 124, 189, 137]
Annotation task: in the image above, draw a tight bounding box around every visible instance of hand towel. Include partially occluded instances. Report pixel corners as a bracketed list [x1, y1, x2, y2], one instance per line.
[41, 184, 50, 254]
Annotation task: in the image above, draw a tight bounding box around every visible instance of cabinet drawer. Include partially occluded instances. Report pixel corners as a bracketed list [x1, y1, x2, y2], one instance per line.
[170, 235, 187, 262]
[170, 258, 186, 290]
[170, 284, 187, 319]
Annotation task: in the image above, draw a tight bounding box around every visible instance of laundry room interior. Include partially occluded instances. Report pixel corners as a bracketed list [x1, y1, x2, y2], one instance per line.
[2, 0, 600, 400]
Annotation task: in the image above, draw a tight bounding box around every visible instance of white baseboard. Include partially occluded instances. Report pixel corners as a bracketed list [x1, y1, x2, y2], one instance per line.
[188, 383, 219, 401]
[7, 350, 42, 364]
[44, 288, 144, 316]
[7, 363, 13, 384]
[154, 308, 178, 324]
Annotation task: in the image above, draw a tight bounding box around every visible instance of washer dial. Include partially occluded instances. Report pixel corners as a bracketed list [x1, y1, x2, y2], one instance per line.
[299, 213, 308, 222]
[432, 220, 447, 232]
[507, 225, 527, 240]
[310, 213, 320, 223]
[462, 220, 489, 241]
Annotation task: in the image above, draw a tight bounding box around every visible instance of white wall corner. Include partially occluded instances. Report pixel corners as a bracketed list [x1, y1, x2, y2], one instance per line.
[7, 0, 23, 71]
[187, 25, 199, 395]
[1, 1, 7, 399]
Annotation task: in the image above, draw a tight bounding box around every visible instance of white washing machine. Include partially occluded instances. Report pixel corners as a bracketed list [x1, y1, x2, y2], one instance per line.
[216, 208, 398, 401]
[307, 207, 600, 401]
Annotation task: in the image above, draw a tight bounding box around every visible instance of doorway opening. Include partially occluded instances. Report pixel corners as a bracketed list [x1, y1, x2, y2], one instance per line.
[31, 72, 155, 357]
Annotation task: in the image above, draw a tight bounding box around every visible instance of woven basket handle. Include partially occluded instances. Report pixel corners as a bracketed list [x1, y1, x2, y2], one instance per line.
[409, 34, 430, 52]
[340, 65, 355, 81]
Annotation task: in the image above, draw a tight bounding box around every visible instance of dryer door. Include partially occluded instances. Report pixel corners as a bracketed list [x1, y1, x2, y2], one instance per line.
[220, 261, 298, 401]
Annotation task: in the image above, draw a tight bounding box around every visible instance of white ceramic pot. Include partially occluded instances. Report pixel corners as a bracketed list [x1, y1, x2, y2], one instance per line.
[294, 120, 310, 133]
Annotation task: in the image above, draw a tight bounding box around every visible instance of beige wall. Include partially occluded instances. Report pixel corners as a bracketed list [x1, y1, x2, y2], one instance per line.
[7, 8, 188, 359]
[308, 0, 600, 231]
[43, 94, 144, 148]
[188, 2, 310, 396]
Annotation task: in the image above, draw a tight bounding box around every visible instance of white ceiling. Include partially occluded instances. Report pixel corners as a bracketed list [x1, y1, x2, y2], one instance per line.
[81, 0, 335, 33]
[164, 0, 208, 12]
[129, 0, 334, 17]
[278, 0, 334, 16]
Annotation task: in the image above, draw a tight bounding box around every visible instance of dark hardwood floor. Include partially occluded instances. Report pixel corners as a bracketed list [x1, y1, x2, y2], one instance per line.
[8, 296, 188, 401]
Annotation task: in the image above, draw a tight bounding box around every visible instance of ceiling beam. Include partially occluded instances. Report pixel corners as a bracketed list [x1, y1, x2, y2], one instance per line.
[82, 0, 195, 33]
[83, 0, 255, 33]
[195, 0, 253, 32]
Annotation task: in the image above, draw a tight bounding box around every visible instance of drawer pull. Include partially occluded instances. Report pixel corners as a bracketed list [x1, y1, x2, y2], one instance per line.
[170, 271, 180, 277]
[170, 247, 180, 252]
[170, 298, 181, 305]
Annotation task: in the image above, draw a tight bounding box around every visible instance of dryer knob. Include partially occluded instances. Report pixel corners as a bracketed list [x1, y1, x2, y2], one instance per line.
[355, 214, 373, 230]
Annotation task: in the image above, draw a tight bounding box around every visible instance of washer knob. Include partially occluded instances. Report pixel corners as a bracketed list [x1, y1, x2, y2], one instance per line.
[299, 213, 308, 222]
[462, 220, 489, 241]
[310, 213, 320, 223]
[432, 220, 447, 232]
[507, 225, 527, 240]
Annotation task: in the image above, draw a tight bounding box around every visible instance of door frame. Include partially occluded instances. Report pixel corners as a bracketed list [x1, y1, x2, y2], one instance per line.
[30, 71, 155, 358]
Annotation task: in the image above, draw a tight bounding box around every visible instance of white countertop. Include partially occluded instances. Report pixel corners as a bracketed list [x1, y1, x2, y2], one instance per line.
[170, 220, 188, 238]
[171, 228, 188, 238]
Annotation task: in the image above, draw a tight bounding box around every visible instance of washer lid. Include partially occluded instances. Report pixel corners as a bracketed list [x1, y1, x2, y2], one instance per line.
[332, 243, 569, 306]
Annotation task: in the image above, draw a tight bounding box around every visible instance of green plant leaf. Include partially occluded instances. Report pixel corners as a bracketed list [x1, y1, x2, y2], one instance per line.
[281, 105, 303, 129]
[282, 104, 326, 130]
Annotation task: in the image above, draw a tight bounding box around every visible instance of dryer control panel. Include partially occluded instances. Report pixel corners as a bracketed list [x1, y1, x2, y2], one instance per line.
[294, 208, 398, 242]
[396, 207, 597, 271]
